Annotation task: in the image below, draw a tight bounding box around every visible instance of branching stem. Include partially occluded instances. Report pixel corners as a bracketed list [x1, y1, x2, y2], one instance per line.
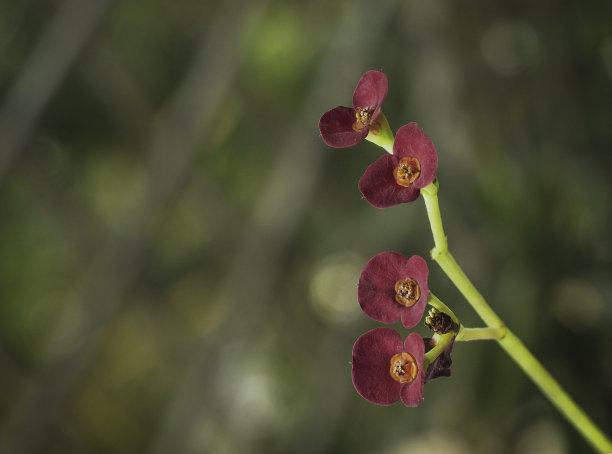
[421, 180, 612, 454]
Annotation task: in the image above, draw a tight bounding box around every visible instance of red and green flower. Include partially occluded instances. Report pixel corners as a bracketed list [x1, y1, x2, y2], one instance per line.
[319, 70, 389, 148]
[358, 123, 438, 208]
[352, 328, 425, 407]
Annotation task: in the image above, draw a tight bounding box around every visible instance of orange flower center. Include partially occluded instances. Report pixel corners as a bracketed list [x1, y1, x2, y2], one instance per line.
[394, 277, 420, 307]
[389, 352, 418, 384]
[353, 106, 375, 131]
[393, 157, 421, 187]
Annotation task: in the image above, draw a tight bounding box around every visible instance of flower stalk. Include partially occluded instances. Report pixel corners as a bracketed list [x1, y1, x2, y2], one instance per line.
[421, 179, 612, 454]
[455, 326, 505, 341]
[319, 70, 611, 453]
[422, 181, 504, 329]
[423, 332, 454, 370]
[365, 112, 394, 153]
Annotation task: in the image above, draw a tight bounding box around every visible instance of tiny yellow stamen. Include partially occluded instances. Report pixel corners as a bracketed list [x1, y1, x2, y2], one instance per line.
[393, 156, 421, 187]
[353, 106, 375, 131]
[389, 352, 418, 384]
[394, 277, 420, 307]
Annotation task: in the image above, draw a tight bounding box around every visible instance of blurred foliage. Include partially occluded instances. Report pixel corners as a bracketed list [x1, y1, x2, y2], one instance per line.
[1, 0, 611, 453]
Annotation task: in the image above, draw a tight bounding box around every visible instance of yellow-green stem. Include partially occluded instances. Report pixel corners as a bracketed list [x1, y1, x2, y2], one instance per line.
[456, 326, 506, 341]
[423, 332, 454, 370]
[420, 181, 612, 454]
[434, 251, 505, 328]
[365, 112, 394, 154]
[499, 330, 612, 453]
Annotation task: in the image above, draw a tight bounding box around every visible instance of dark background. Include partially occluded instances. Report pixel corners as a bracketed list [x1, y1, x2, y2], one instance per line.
[1, 0, 611, 453]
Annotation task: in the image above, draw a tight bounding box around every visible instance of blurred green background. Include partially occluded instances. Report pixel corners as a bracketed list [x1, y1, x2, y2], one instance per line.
[1, 0, 611, 453]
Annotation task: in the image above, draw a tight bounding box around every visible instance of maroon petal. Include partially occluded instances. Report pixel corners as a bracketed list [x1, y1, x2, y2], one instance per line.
[393, 123, 438, 189]
[352, 71, 388, 114]
[398, 255, 429, 329]
[352, 327, 403, 406]
[400, 333, 425, 407]
[358, 252, 407, 324]
[319, 106, 369, 148]
[358, 154, 420, 209]
[424, 336, 455, 383]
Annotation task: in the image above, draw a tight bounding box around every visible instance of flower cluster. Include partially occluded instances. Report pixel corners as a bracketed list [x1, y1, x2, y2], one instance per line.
[317, 71, 612, 453]
[319, 70, 438, 209]
[319, 71, 455, 408]
[353, 252, 429, 407]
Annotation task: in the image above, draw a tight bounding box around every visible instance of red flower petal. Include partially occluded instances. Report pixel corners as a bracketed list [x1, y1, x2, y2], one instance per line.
[393, 123, 438, 189]
[353, 70, 388, 113]
[352, 327, 403, 406]
[358, 252, 406, 324]
[358, 154, 420, 209]
[358, 252, 428, 329]
[400, 333, 425, 407]
[319, 106, 369, 148]
[398, 255, 429, 329]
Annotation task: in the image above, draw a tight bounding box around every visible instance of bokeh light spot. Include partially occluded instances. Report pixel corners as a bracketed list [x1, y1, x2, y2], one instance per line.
[309, 252, 363, 324]
[551, 279, 603, 331]
[514, 419, 567, 454]
[481, 21, 539, 76]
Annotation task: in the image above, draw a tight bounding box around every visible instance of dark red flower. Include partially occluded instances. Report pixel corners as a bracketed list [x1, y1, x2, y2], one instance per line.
[319, 70, 388, 148]
[358, 122, 438, 208]
[358, 252, 429, 329]
[352, 328, 425, 407]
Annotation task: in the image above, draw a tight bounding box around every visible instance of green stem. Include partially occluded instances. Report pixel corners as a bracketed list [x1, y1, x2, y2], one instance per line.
[422, 181, 505, 328]
[434, 252, 505, 328]
[456, 326, 506, 341]
[421, 179, 447, 252]
[423, 332, 454, 370]
[365, 112, 394, 154]
[421, 180, 612, 454]
[500, 330, 612, 453]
